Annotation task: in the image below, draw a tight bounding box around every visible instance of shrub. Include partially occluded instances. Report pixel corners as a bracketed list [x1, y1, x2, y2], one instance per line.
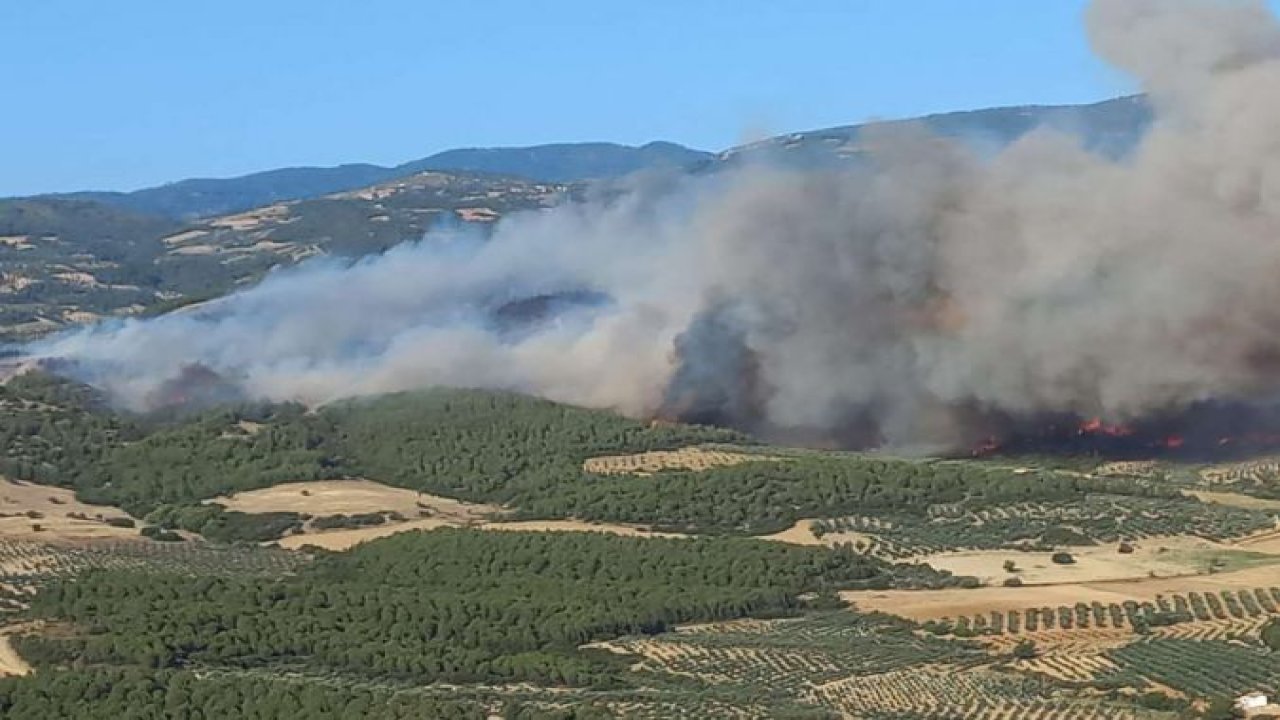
[1041, 525, 1095, 546]
[140, 526, 185, 542]
[311, 512, 390, 530]
[1263, 618, 1280, 651]
[1012, 639, 1037, 660]
[1051, 552, 1075, 565]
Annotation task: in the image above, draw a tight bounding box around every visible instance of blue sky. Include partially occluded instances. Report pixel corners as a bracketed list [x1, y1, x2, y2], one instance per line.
[2, 1, 1152, 196]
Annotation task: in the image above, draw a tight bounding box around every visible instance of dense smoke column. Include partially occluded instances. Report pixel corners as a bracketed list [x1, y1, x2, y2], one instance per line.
[26, 0, 1280, 456]
[659, 301, 767, 430]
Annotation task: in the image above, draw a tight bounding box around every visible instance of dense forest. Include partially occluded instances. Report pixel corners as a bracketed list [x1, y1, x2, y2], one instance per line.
[0, 372, 1197, 540]
[12, 529, 951, 688]
[0, 666, 625, 720]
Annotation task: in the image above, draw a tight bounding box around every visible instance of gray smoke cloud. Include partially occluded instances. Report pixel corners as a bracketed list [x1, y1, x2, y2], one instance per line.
[29, 0, 1280, 449]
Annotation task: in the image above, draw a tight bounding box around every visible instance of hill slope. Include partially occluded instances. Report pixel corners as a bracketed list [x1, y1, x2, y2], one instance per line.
[719, 95, 1152, 168]
[0, 172, 565, 342]
[17, 95, 1150, 221]
[53, 142, 711, 220]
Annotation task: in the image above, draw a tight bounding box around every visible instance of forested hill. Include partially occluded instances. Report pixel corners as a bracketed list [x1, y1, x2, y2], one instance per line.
[0, 370, 1217, 543]
[0, 370, 1276, 717]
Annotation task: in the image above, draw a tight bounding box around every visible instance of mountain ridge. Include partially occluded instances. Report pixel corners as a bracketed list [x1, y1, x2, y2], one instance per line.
[13, 95, 1149, 221]
[39, 141, 712, 221]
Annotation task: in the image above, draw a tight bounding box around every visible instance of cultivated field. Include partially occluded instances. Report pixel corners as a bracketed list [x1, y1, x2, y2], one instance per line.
[276, 517, 688, 550]
[0, 624, 31, 677]
[919, 536, 1280, 586]
[479, 519, 687, 538]
[1188, 489, 1280, 511]
[0, 477, 138, 544]
[213, 479, 504, 549]
[209, 479, 498, 519]
[583, 446, 775, 475]
[225, 479, 698, 550]
[597, 612, 1162, 719]
[844, 560, 1280, 622]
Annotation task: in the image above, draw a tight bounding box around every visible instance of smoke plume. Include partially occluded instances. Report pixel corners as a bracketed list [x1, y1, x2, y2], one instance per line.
[29, 0, 1280, 450]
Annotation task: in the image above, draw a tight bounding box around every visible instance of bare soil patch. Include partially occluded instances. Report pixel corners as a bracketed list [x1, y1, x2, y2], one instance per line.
[918, 535, 1280, 586]
[0, 478, 137, 544]
[760, 518, 873, 547]
[210, 479, 497, 520]
[1188, 489, 1280, 511]
[455, 207, 500, 222]
[845, 562, 1280, 622]
[760, 519, 825, 545]
[223, 481, 692, 551]
[277, 517, 467, 550]
[208, 204, 289, 231]
[278, 517, 684, 551]
[160, 229, 210, 246]
[481, 520, 686, 538]
[214, 480, 504, 550]
[584, 446, 775, 476]
[0, 627, 31, 677]
[1237, 527, 1280, 553]
[169, 244, 218, 256]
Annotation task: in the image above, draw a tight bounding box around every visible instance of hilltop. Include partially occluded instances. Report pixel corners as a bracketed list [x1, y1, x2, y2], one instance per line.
[47, 141, 712, 221]
[719, 95, 1150, 167]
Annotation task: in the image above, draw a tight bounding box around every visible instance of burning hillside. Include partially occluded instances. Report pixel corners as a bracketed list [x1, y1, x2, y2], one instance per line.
[966, 403, 1280, 461]
[21, 0, 1280, 459]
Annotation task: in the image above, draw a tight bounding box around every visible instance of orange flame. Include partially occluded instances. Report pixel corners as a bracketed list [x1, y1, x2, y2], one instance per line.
[1077, 418, 1134, 437]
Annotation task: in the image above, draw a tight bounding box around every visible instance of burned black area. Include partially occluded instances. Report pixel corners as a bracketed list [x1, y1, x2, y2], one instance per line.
[971, 401, 1280, 461]
[489, 289, 610, 338]
[145, 363, 247, 414]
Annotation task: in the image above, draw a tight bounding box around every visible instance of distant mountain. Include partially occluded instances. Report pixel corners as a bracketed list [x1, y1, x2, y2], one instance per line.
[718, 95, 1152, 168]
[403, 141, 712, 183]
[20, 96, 1151, 221]
[52, 142, 713, 221]
[63, 165, 396, 222]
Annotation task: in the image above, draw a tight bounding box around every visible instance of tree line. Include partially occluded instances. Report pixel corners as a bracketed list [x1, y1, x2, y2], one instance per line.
[0, 666, 616, 720]
[15, 528, 948, 689]
[0, 372, 1182, 540]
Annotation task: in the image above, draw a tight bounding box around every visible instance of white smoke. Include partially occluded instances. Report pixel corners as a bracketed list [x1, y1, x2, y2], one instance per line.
[30, 0, 1280, 448]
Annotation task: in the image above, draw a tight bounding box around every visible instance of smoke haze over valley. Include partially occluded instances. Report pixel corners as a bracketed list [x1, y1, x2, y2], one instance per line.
[28, 0, 1280, 454]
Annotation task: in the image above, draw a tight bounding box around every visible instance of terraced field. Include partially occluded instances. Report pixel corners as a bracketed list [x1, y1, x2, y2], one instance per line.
[0, 537, 304, 616]
[1107, 639, 1280, 699]
[811, 495, 1276, 560]
[583, 445, 776, 475]
[594, 613, 1168, 719]
[809, 667, 1141, 720]
[1200, 457, 1280, 490]
[935, 587, 1280, 638]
